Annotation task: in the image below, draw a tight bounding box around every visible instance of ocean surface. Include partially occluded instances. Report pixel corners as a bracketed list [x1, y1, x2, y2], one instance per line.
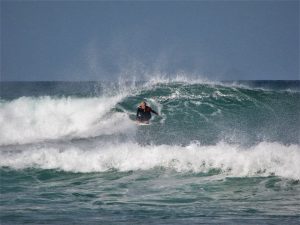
[0, 79, 300, 224]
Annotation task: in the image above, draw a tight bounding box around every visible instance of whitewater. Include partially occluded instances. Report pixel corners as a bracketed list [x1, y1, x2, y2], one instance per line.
[1, 79, 300, 224]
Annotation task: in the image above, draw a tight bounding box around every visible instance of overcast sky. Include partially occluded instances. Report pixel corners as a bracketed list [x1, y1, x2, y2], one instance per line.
[1, 0, 299, 81]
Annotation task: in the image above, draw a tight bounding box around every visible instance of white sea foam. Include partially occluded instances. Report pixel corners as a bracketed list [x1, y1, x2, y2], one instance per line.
[0, 96, 135, 145]
[1, 141, 299, 180]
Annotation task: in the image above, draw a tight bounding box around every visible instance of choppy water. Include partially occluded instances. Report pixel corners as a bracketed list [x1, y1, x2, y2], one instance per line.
[1, 79, 300, 224]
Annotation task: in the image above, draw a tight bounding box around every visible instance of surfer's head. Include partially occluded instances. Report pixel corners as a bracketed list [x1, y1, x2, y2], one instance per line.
[140, 101, 147, 109]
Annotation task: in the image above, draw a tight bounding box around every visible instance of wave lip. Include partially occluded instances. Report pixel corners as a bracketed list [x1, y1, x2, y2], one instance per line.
[1, 142, 299, 180]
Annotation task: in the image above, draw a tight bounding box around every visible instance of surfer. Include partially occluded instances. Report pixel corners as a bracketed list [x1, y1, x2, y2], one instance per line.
[136, 101, 158, 123]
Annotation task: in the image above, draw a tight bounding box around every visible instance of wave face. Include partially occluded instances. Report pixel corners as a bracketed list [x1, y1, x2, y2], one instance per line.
[119, 81, 300, 146]
[1, 80, 300, 224]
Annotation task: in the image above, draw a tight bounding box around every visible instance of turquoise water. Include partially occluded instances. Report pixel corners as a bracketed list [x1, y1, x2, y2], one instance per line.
[1, 80, 300, 224]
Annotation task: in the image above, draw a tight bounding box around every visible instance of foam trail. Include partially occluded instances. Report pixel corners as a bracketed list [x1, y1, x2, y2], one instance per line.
[0, 96, 134, 145]
[1, 142, 299, 180]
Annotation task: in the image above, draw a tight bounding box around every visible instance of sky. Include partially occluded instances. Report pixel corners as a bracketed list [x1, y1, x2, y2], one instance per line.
[1, 0, 299, 81]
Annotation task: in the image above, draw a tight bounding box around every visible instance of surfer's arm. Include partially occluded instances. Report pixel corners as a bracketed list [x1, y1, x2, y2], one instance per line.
[150, 108, 158, 115]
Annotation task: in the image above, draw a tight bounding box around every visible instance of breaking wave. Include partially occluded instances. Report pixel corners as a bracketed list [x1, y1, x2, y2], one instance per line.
[1, 141, 299, 180]
[0, 95, 135, 145]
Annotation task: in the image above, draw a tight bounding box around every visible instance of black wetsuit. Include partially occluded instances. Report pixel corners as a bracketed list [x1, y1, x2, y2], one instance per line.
[136, 106, 158, 122]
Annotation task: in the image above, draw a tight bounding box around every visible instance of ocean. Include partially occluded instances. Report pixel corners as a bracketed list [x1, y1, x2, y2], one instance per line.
[0, 79, 299, 224]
